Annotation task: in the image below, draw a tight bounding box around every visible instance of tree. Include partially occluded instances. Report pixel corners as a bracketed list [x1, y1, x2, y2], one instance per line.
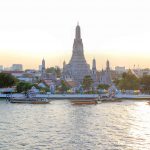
[0, 73, 18, 88]
[140, 75, 150, 93]
[59, 80, 69, 93]
[46, 67, 61, 78]
[55, 67, 61, 78]
[82, 75, 93, 91]
[97, 84, 109, 90]
[116, 70, 140, 90]
[16, 82, 33, 93]
[46, 67, 55, 73]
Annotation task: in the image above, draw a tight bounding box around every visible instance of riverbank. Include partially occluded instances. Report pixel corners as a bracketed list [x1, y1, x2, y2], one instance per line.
[1, 93, 150, 100]
[115, 94, 150, 100]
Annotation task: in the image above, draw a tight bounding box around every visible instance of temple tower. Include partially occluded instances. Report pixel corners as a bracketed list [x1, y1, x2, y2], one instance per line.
[63, 23, 91, 82]
[99, 60, 112, 85]
[70, 24, 87, 64]
[92, 58, 97, 81]
[63, 60, 66, 69]
[105, 60, 112, 85]
[41, 58, 46, 79]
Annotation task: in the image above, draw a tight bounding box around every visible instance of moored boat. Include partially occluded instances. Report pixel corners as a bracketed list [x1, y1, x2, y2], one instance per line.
[97, 95, 122, 102]
[9, 98, 50, 104]
[71, 99, 98, 105]
[100, 98, 122, 102]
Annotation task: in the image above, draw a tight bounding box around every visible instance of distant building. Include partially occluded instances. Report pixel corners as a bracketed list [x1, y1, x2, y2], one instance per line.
[0, 65, 3, 71]
[39, 65, 42, 71]
[12, 64, 23, 71]
[115, 66, 126, 74]
[142, 69, 150, 76]
[132, 68, 150, 78]
[4, 67, 12, 71]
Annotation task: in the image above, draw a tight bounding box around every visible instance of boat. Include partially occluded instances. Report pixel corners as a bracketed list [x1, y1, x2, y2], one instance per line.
[100, 98, 122, 102]
[147, 101, 150, 105]
[71, 99, 98, 105]
[97, 95, 122, 102]
[9, 97, 50, 104]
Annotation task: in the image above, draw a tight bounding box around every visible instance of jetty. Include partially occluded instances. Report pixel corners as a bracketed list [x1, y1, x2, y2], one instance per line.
[115, 94, 150, 100]
[1, 93, 150, 100]
[2, 93, 98, 100]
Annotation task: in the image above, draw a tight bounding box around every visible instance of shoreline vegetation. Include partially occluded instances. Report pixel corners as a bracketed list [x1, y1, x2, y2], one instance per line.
[0, 70, 150, 99]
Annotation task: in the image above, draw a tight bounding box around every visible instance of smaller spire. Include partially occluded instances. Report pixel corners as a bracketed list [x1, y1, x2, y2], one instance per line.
[63, 60, 66, 69]
[92, 58, 96, 70]
[106, 60, 110, 70]
[42, 58, 45, 70]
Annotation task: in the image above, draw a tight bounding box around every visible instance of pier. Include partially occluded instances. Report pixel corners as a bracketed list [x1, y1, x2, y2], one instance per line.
[1, 93, 150, 100]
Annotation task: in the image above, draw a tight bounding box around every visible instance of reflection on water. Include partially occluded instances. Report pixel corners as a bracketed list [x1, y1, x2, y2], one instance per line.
[0, 100, 150, 150]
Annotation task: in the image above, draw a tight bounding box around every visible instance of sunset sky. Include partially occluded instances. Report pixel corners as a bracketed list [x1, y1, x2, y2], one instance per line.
[0, 0, 150, 70]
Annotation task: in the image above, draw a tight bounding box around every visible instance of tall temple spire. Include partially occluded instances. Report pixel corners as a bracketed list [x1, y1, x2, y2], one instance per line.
[63, 24, 90, 82]
[63, 60, 66, 69]
[41, 58, 46, 79]
[42, 58, 45, 70]
[106, 60, 110, 70]
[92, 58, 97, 81]
[92, 58, 96, 70]
[72, 23, 84, 55]
[75, 23, 81, 39]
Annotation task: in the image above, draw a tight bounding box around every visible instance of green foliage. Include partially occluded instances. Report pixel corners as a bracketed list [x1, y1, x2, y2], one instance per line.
[59, 80, 69, 93]
[39, 87, 50, 93]
[55, 67, 61, 78]
[140, 75, 150, 93]
[113, 78, 120, 86]
[0, 73, 18, 88]
[16, 82, 33, 93]
[97, 84, 109, 90]
[32, 83, 50, 93]
[82, 75, 93, 90]
[46, 67, 55, 73]
[116, 70, 140, 90]
[46, 67, 61, 78]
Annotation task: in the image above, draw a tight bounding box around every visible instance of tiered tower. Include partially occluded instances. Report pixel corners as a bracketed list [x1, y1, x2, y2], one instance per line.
[92, 58, 97, 82]
[41, 58, 46, 79]
[63, 24, 91, 82]
[106, 60, 112, 85]
[99, 60, 112, 85]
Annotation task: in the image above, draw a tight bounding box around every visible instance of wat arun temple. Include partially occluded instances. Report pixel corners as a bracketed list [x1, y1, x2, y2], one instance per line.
[62, 24, 112, 85]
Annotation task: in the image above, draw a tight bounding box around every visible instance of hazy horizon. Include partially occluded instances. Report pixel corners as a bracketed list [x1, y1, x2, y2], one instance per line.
[0, 0, 150, 70]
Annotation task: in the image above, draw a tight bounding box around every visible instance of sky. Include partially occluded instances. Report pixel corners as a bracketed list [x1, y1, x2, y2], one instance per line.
[0, 0, 150, 70]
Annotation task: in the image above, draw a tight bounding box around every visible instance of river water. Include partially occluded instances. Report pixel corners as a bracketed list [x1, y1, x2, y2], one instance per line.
[0, 100, 150, 150]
